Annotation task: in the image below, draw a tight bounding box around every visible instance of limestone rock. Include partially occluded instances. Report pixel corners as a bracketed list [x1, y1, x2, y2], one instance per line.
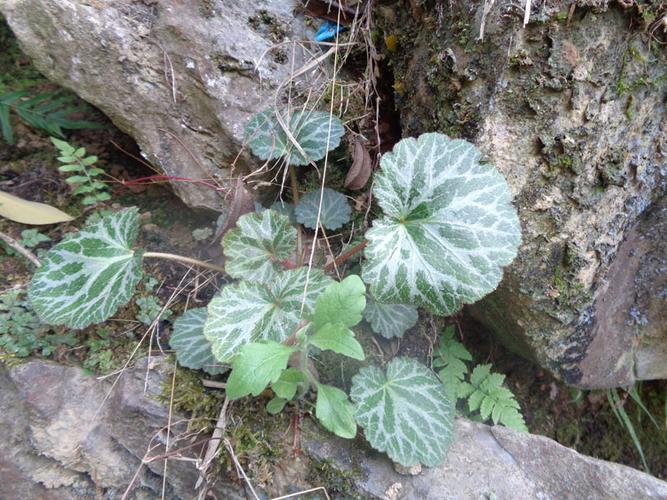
[304, 418, 667, 499]
[382, 1, 666, 387]
[0, 0, 316, 209]
[0, 358, 244, 499]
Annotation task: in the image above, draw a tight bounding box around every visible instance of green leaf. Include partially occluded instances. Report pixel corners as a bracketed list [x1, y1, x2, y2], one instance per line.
[266, 397, 287, 415]
[312, 275, 366, 330]
[50, 136, 74, 153]
[0, 103, 12, 145]
[433, 326, 472, 399]
[170, 308, 226, 375]
[225, 341, 295, 400]
[362, 133, 521, 315]
[272, 368, 306, 400]
[310, 323, 365, 361]
[28, 208, 143, 328]
[295, 188, 351, 230]
[222, 210, 296, 284]
[363, 298, 418, 339]
[351, 357, 455, 467]
[463, 364, 528, 432]
[244, 108, 345, 166]
[204, 268, 332, 362]
[316, 383, 357, 439]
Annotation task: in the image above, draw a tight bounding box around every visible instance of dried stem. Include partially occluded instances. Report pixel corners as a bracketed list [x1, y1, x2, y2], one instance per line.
[289, 164, 304, 266]
[0, 231, 41, 267]
[143, 252, 225, 273]
[323, 240, 367, 272]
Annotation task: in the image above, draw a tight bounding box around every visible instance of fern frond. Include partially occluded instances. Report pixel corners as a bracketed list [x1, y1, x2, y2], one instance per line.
[0, 90, 102, 144]
[51, 138, 110, 206]
[462, 364, 528, 432]
[433, 325, 472, 398]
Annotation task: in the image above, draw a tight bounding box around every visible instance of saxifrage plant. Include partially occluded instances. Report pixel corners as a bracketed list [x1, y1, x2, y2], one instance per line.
[25, 106, 521, 468]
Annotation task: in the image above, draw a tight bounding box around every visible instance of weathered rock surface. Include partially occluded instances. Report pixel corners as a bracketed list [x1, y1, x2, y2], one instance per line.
[0, 358, 244, 499]
[382, 1, 667, 387]
[3, 358, 667, 499]
[0, 0, 317, 209]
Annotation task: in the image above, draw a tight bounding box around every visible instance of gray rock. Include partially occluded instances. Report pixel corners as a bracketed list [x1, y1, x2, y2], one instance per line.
[380, 1, 667, 388]
[0, 0, 316, 210]
[0, 358, 244, 499]
[3, 358, 667, 499]
[303, 418, 667, 499]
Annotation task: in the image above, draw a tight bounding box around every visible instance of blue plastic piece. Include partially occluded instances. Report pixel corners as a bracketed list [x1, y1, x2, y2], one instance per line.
[314, 20, 346, 42]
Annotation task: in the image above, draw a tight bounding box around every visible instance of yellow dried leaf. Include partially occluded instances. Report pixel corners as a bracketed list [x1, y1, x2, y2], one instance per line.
[0, 191, 74, 225]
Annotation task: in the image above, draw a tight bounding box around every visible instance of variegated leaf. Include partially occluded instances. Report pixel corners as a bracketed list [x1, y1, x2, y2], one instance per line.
[362, 133, 521, 315]
[351, 357, 455, 467]
[363, 298, 418, 339]
[170, 308, 226, 375]
[204, 268, 332, 362]
[223, 210, 296, 284]
[244, 108, 344, 166]
[28, 208, 143, 329]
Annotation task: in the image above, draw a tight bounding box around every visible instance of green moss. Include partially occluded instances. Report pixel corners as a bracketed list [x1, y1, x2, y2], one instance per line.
[306, 458, 361, 498]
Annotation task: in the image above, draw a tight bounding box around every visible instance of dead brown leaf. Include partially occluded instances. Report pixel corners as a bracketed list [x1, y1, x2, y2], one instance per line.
[344, 137, 372, 190]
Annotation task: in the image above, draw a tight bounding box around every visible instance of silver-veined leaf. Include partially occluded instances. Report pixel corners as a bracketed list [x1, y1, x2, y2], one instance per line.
[29, 208, 143, 329]
[295, 188, 351, 230]
[244, 108, 344, 166]
[362, 133, 521, 315]
[170, 308, 226, 375]
[204, 268, 332, 362]
[363, 298, 418, 339]
[351, 357, 455, 467]
[222, 210, 296, 284]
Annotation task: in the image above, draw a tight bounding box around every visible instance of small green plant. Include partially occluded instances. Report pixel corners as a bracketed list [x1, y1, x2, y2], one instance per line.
[51, 137, 111, 205]
[1, 228, 50, 259]
[434, 326, 528, 432]
[0, 90, 102, 145]
[25, 119, 522, 467]
[0, 289, 76, 357]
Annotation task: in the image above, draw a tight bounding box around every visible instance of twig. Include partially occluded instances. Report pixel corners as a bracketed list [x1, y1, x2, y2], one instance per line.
[323, 240, 367, 272]
[161, 357, 178, 500]
[143, 252, 226, 273]
[195, 397, 230, 494]
[271, 487, 331, 500]
[289, 164, 304, 266]
[201, 379, 227, 390]
[0, 231, 41, 267]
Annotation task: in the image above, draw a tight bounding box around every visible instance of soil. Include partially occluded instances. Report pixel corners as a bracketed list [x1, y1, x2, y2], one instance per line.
[1, 12, 665, 491]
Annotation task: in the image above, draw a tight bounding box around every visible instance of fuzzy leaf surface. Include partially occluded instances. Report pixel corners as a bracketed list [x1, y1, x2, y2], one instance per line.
[29, 208, 142, 328]
[223, 210, 296, 284]
[310, 323, 364, 360]
[362, 133, 521, 315]
[363, 298, 418, 339]
[225, 341, 294, 400]
[295, 188, 351, 230]
[351, 357, 455, 467]
[245, 108, 344, 166]
[312, 275, 366, 330]
[170, 308, 226, 375]
[316, 383, 357, 439]
[204, 268, 332, 362]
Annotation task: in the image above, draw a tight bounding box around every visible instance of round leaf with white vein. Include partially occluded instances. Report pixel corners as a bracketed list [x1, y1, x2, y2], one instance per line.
[223, 210, 296, 284]
[295, 188, 351, 230]
[170, 308, 226, 375]
[244, 108, 344, 166]
[363, 298, 418, 339]
[29, 207, 143, 329]
[362, 132, 521, 315]
[351, 357, 455, 467]
[204, 268, 332, 362]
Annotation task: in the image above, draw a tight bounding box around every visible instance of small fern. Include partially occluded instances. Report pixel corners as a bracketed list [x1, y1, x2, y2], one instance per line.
[435, 326, 528, 432]
[0, 90, 102, 144]
[51, 138, 111, 205]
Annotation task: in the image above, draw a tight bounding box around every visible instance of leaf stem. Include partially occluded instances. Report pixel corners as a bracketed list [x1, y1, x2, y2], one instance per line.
[289, 164, 304, 267]
[323, 240, 367, 271]
[143, 251, 226, 273]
